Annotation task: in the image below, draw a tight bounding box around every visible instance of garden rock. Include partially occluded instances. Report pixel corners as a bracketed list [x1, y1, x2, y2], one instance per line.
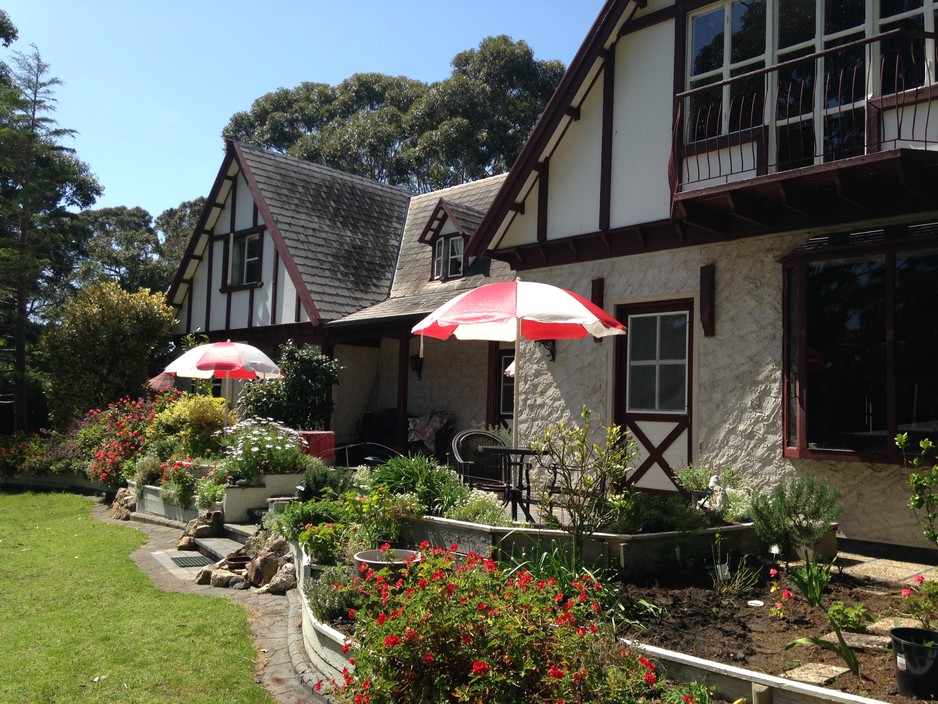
[183, 511, 224, 539]
[228, 575, 250, 590]
[109, 488, 136, 520]
[258, 563, 296, 594]
[210, 568, 239, 588]
[176, 536, 198, 551]
[195, 564, 216, 585]
[246, 548, 281, 587]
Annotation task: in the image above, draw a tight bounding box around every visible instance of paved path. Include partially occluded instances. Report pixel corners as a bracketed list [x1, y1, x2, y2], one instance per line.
[92, 502, 328, 704]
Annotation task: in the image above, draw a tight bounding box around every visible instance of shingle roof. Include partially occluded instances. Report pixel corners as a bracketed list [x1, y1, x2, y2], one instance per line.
[236, 143, 413, 321]
[330, 174, 515, 327]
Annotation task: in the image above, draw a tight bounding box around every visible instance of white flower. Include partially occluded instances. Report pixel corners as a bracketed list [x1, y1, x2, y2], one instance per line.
[769, 544, 781, 556]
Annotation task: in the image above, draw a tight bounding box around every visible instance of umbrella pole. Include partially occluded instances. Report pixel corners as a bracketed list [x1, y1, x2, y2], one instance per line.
[513, 319, 521, 449]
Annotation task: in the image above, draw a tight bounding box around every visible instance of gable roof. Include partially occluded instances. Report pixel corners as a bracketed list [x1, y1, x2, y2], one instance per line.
[330, 174, 514, 328]
[466, 0, 631, 257]
[167, 141, 412, 324]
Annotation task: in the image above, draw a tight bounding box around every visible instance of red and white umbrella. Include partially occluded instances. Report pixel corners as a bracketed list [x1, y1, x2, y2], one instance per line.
[164, 340, 281, 379]
[412, 280, 625, 444]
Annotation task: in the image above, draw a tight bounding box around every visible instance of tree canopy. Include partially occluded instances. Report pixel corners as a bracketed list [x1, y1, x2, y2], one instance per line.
[223, 35, 565, 192]
[41, 281, 175, 426]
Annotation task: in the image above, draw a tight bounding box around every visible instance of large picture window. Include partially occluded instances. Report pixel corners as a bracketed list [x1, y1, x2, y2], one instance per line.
[784, 226, 938, 459]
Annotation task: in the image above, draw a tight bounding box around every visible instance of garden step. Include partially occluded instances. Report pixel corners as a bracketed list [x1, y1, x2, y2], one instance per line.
[195, 537, 245, 562]
[224, 522, 259, 544]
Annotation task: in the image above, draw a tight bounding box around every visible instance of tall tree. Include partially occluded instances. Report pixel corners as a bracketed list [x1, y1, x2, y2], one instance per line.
[74, 206, 163, 292]
[0, 47, 101, 433]
[223, 36, 565, 192]
[154, 196, 205, 286]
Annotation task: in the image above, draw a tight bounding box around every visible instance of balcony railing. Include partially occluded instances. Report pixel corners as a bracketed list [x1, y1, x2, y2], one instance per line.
[672, 29, 938, 191]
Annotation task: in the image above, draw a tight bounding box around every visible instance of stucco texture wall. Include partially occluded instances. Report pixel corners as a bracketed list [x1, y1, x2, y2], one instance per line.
[521, 232, 929, 548]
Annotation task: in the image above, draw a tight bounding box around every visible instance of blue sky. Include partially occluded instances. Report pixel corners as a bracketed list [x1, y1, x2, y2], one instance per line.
[3, 2, 604, 220]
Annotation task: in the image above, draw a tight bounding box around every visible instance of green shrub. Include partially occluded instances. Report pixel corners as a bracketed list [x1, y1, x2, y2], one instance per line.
[296, 461, 353, 502]
[132, 454, 163, 487]
[299, 521, 347, 565]
[828, 600, 873, 633]
[444, 489, 511, 525]
[195, 476, 225, 509]
[149, 393, 230, 458]
[750, 475, 840, 555]
[216, 417, 310, 483]
[606, 491, 710, 534]
[370, 454, 468, 517]
[159, 459, 198, 508]
[305, 565, 360, 625]
[265, 498, 345, 541]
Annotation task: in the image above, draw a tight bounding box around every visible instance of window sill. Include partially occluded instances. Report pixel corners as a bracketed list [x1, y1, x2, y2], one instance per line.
[783, 445, 902, 466]
[220, 282, 263, 293]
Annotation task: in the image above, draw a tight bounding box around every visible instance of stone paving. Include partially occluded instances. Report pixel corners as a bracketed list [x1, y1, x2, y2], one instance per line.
[92, 503, 328, 704]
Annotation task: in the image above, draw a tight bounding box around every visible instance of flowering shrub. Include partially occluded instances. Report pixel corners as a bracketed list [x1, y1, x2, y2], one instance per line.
[159, 459, 199, 508]
[149, 393, 231, 458]
[331, 541, 661, 703]
[215, 417, 310, 484]
[195, 471, 225, 509]
[82, 392, 180, 488]
[900, 573, 938, 628]
[0, 434, 44, 478]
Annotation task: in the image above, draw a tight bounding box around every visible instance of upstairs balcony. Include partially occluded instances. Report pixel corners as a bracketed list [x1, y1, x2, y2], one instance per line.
[670, 29, 938, 240]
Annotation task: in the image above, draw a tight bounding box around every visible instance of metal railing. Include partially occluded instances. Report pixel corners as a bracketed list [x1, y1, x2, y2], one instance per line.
[673, 29, 938, 190]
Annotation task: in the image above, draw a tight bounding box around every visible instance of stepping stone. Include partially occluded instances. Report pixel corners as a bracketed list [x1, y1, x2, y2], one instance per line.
[819, 631, 890, 650]
[194, 537, 245, 561]
[780, 663, 849, 685]
[868, 617, 918, 636]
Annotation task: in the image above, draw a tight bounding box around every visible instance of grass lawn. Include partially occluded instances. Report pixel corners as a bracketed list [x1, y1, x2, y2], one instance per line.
[0, 491, 277, 704]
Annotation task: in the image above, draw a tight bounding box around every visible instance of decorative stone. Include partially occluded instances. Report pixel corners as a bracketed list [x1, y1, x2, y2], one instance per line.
[264, 534, 288, 554]
[246, 548, 281, 586]
[109, 487, 136, 520]
[176, 536, 198, 551]
[264, 563, 297, 594]
[779, 662, 848, 685]
[210, 568, 239, 588]
[183, 511, 224, 539]
[228, 575, 249, 590]
[195, 565, 216, 585]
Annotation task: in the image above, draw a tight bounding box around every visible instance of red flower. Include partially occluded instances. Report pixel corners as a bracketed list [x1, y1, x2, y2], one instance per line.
[644, 671, 657, 686]
[424, 652, 434, 663]
[914, 574, 926, 585]
[902, 588, 914, 598]
[549, 665, 565, 679]
[376, 612, 387, 625]
[471, 661, 489, 676]
[639, 656, 654, 671]
[348, 609, 356, 619]
[383, 634, 401, 647]
[781, 588, 794, 600]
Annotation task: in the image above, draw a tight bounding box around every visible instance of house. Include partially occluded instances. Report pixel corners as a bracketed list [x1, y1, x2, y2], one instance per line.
[466, 0, 938, 549]
[167, 140, 514, 455]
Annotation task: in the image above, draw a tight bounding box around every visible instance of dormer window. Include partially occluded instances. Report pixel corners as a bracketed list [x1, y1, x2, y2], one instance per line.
[434, 235, 464, 280]
[230, 232, 260, 286]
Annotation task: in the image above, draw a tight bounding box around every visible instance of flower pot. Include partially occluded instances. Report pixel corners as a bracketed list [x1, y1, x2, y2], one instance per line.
[891, 627, 938, 699]
[353, 548, 417, 578]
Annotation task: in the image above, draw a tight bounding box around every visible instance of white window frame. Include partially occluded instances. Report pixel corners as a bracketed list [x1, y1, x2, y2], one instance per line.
[626, 311, 690, 414]
[230, 232, 260, 286]
[433, 235, 464, 280]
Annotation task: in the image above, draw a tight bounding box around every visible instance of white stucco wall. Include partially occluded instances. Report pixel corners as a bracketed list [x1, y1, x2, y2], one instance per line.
[521, 232, 930, 548]
[332, 344, 380, 444]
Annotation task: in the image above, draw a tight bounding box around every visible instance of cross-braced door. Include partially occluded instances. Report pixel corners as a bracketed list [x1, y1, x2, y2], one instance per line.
[615, 300, 693, 492]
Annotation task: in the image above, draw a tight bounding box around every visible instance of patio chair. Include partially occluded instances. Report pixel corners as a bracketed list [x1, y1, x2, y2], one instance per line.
[451, 429, 509, 495]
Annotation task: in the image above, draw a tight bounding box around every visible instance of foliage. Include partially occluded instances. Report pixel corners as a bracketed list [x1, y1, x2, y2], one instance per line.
[788, 558, 833, 608]
[239, 340, 341, 430]
[195, 474, 225, 509]
[149, 393, 231, 459]
[443, 488, 511, 526]
[132, 453, 164, 488]
[0, 492, 274, 703]
[333, 542, 662, 703]
[73, 206, 167, 293]
[0, 432, 42, 477]
[0, 47, 102, 434]
[299, 522, 347, 565]
[709, 533, 760, 599]
[215, 417, 312, 484]
[223, 36, 564, 193]
[900, 573, 938, 629]
[369, 454, 468, 517]
[305, 565, 360, 626]
[898, 434, 938, 548]
[662, 681, 715, 704]
[73, 392, 179, 488]
[41, 282, 175, 426]
[749, 475, 840, 556]
[337, 487, 422, 549]
[159, 459, 198, 508]
[296, 460, 353, 502]
[674, 464, 738, 493]
[530, 407, 637, 567]
[827, 600, 873, 633]
[786, 620, 860, 676]
[606, 491, 712, 535]
[264, 497, 344, 541]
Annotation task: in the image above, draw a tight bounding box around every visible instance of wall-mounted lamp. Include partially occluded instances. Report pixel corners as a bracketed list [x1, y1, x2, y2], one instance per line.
[409, 354, 424, 380]
[536, 339, 556, 362]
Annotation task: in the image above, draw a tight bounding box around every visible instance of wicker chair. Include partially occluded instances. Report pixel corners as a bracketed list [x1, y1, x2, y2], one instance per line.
[451, 429, 509, 495]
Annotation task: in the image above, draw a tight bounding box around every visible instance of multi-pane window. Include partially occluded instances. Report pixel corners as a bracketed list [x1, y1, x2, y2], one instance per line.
[686, 0, 938, 167]
[784, 228, 938, 457]
[230, 232, 259, 286]
[626, 312, 689, 413]
[434, 236, 464, 280]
